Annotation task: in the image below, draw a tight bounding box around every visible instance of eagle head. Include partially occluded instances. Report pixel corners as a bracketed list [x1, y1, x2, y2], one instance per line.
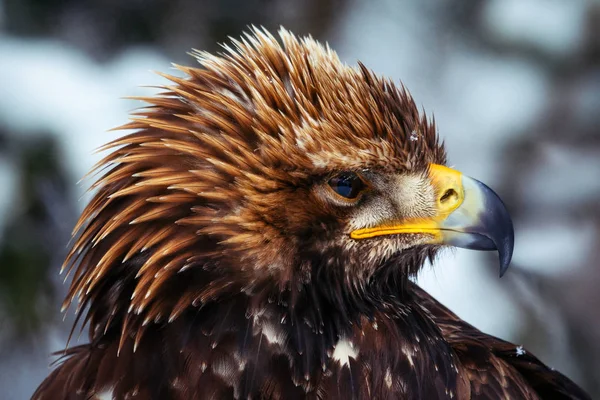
[64, 28, 513, 348]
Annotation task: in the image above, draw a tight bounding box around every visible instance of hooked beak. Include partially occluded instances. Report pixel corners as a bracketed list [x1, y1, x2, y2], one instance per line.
[350, 164, 514, 277]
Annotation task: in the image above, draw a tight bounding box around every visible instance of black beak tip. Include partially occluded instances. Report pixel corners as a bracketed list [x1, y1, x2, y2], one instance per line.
[497, 230, 514, 278]
[499, 259, 510, 278]
[475, 180, 514, 278]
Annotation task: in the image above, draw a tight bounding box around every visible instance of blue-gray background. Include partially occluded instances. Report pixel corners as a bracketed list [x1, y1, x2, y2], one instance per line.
[0, 0, 599, 398]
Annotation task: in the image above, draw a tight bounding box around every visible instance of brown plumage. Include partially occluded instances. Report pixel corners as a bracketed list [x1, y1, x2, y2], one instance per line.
[33, 28, 589, 399]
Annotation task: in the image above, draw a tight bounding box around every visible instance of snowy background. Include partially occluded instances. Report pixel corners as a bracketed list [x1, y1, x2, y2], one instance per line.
[0, 0, 599, 398]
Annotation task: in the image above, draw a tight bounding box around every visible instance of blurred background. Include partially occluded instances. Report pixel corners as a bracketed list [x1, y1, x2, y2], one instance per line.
[0, 0, 599, 398]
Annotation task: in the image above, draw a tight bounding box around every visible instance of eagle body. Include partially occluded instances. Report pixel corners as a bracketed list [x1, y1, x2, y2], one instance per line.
[33, 29, 590, 400]
[35, 280, 576, 400]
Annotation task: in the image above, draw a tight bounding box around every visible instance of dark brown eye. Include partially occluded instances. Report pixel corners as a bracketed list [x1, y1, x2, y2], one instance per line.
[328, 172, 365, 199]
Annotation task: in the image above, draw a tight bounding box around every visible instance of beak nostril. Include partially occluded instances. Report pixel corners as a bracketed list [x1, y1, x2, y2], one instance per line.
[440, 188, 457, 203]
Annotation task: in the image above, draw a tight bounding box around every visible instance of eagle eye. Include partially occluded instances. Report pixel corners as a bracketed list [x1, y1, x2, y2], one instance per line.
[328, 172, 366, 200]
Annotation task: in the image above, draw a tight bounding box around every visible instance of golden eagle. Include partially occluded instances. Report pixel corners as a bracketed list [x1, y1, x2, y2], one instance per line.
[33, 28, 590, 400]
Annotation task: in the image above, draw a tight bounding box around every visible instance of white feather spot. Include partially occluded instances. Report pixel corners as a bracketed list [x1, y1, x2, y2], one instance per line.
[384, 368, 393, 388]
[95, 388, 114, 400]
[401, 345, 415, 367]
[262, 323, 285, 346]
[332, 339, 358, 367]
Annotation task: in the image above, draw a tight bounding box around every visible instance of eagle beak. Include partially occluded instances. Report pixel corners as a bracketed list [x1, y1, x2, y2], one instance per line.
[350, 164, 514, 277]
